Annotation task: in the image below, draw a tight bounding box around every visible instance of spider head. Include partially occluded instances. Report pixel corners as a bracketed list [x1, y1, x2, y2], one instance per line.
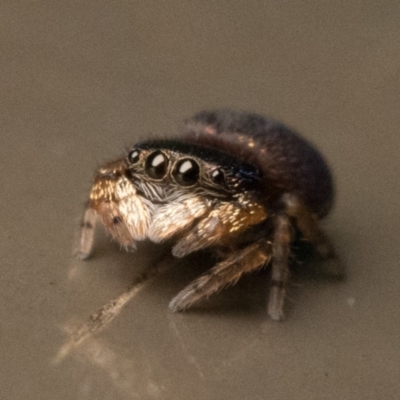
[87, 139, 267, 250]
[125, 139, 262, 203]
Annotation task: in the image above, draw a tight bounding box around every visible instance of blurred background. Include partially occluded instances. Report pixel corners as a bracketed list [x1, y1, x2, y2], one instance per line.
[1, 1, 399, 399]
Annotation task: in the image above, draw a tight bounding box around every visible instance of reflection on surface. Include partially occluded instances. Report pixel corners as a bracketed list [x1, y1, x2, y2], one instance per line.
[55, 256, 172, 364]
[55, 241, 347, 399]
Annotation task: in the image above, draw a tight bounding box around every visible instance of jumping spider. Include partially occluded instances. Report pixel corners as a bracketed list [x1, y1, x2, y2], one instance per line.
[77, 110, 336, 320]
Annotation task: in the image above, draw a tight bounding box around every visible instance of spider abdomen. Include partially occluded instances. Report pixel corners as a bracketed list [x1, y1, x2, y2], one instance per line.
[182, 109, 334, 218]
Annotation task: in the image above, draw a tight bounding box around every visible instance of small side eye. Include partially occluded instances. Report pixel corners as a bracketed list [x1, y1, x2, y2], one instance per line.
[210, 168, 226, 186]
[127, 149, 141, 164]
[173, 158, 200, 186]
[145, 151, 169, 179]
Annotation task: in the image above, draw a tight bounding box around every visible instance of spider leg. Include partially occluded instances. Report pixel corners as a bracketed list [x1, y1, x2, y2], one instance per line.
[172, 195, 267, 258]
[169, 240, 273, 312]
[171, 212, 222, 258]
[77, 206, 98, 260]
[77, 201, 137, 260]
[267, 214, 292, 320]
[282, 193, 336, 259]
[267, 194, 338, 320]
[148, 197, 209, 243]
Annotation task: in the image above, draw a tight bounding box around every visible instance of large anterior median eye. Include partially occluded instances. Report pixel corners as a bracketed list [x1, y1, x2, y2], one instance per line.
[145, 151, 169, 179]
[173, 158, 200, 186]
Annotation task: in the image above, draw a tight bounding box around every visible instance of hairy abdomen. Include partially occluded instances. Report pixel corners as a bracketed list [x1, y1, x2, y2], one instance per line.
[182, 109, 334, 218]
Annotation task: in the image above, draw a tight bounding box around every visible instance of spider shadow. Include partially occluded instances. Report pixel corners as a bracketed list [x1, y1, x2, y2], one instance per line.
[289, 240, 346, 283]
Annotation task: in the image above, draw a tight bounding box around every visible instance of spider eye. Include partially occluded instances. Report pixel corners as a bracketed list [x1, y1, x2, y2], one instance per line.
[173, 158, 200, 186]
[210, 168, 226, 186]
[145, 151, 169, 179]
[127, 149, 141, 164]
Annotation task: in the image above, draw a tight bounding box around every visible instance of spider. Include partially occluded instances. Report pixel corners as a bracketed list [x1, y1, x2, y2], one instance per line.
[77, 109, 336, 320]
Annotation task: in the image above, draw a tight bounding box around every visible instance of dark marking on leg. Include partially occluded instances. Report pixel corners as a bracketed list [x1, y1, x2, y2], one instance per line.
[81, 221, 94, 229]
[112, 216, 122, 225]
[270, 280, 285, 288]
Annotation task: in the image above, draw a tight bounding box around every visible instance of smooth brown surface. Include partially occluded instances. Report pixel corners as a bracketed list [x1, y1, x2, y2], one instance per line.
[1, 2, 399, 399]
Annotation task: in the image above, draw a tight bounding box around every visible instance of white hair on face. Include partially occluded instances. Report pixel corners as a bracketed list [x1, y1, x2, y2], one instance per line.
[115, 177, 154, 241]
[148, 196, 210, 243]
[115, 176, 212, 243]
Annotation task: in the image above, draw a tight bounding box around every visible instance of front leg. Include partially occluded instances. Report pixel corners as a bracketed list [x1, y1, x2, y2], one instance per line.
[169, 240, 273, 312]
[76, 206, 98, 260]
[147, 197, 209, 243]
[76, 202, 136, 260]
[172, 194, 267, 257]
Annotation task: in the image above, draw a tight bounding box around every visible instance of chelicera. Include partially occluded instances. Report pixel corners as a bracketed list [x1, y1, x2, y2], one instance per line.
[77, 109, 336, 320]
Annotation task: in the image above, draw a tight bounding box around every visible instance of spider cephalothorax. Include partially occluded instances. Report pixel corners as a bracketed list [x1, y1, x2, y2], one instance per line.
[125, 139, 263, 201]
[78, 110, 336, 320]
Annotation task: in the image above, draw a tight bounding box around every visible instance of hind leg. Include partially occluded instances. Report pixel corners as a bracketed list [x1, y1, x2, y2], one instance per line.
[267, 214, 292, 320]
